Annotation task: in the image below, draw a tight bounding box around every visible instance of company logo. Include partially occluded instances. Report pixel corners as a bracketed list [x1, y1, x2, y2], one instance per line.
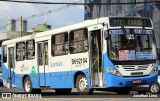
[135, 66, 139, 70]
[2, 93, 42, 98]
[2, 93, 11, 98]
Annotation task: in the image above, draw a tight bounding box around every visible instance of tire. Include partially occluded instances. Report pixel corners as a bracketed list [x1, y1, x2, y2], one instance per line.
[115, 88, 131, 95]
[76, 74, 94, 95]
[23, 77, 41, 94]
[55, 89, 72, 95]
[23, 77, 33, 93]
[150, 84, 159, 94]
[138, 91, 147, 94]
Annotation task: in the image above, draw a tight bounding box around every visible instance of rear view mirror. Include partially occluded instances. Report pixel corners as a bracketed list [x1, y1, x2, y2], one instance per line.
[104, 30, 109, 40]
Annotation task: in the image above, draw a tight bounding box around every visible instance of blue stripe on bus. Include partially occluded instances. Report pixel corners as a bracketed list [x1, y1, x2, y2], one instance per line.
[2, 63, 91, 89]
[2, 52, 158, 89]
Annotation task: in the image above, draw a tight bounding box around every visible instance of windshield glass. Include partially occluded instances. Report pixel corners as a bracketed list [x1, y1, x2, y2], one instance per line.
[108, 29, 157, 61]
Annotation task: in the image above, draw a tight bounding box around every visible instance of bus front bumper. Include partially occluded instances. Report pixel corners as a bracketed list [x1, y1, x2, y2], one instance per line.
[105, 72, 158, 88]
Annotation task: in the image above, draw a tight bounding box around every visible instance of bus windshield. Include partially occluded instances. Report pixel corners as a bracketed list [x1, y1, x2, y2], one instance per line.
[108, 29, 157, 61]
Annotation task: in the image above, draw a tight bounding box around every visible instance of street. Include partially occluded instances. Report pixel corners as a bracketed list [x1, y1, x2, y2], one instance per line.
[0, 85, 159, 98]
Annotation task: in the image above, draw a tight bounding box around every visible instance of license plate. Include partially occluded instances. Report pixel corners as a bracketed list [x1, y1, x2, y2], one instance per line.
[133, 80, 141, 84]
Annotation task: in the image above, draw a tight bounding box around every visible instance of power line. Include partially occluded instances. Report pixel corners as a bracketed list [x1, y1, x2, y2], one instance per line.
[0, 0, 159, 5]
[24, 4, 71, 20]
[0, 5, 71, 30]
[0, 0, 83, 31]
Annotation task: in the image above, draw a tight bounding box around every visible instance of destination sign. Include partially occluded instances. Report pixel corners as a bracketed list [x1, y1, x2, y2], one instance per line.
[134, 29, 153, 34]
[109, 29, 129, 34]
[109, 29, 153, 35]
[109, 18, 152, 27]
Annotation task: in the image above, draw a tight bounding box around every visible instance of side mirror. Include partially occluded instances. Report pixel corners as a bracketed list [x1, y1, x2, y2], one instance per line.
[104, 30, 109, 40]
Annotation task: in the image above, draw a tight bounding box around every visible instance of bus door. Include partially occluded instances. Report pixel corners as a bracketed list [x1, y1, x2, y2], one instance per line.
[8, 47, 15, 87]
[37, 41, 49, 87]
[89, 29, 103, 87]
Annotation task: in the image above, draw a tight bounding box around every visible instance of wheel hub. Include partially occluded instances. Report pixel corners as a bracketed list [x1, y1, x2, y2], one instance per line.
[150, 84, 159, 93]
[79, 77, 88, 91]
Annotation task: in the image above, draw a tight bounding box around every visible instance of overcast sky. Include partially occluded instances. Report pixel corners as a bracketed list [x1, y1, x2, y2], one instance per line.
[0, 0, 84, 32]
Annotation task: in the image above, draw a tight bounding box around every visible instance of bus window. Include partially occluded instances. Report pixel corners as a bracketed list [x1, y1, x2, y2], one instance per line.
[26, 40, 35, 60]
[3, 45, 7, 63]
[52, 32, 68, 56]
[70, 28, 88, 54]
[38, 43, 43, 65]
[8, 47, 14, 69]
[16, 42, 25, 61]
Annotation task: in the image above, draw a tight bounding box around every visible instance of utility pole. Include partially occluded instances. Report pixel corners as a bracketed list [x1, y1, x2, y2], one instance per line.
[20, 16, 22, 37]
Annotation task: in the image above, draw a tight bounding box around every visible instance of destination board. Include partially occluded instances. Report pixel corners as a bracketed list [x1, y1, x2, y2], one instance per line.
[109, 17, 152, 27]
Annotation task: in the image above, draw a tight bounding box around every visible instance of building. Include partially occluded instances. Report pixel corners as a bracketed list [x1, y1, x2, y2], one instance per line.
[84, 0, 160, 52]
[0, 17, 32, 46]
[32, 24, 51, 34]
[0, 17, 51, 46]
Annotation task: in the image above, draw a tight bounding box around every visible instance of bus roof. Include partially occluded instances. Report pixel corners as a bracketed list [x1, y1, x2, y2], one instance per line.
[2, 16, 152, 45]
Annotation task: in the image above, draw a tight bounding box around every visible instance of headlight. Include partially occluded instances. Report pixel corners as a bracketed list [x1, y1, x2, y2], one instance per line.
[150, 67, 158, 75]
[107, 67, 122, 76]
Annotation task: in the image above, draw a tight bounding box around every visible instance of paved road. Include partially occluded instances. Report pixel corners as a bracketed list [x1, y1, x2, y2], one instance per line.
[0, 86, 159, 101]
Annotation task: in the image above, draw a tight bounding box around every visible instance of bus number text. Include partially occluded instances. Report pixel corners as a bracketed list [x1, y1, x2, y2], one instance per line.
[72, 58, 87, 65]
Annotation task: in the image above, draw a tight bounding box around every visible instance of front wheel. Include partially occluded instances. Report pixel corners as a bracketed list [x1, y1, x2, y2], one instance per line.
[150, 84, 159, 94]
[76, 74, 93, 95]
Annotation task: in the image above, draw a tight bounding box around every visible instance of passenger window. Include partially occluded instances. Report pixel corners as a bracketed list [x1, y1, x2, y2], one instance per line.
[16, 42, 25, 61]
[26, 40, 35, 60]
[70, 28, 88, 54]
[52, 32, 68, 56]
[3, 45, 7, 63]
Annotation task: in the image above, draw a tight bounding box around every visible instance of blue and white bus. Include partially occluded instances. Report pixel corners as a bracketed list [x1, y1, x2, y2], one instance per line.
[0, 47, 2, 84]
[1, 17, 158, 95]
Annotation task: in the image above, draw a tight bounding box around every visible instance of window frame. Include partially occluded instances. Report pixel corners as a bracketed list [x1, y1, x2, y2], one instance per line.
[26, 39, 35, 60]
[16, 41, 25, 61]
[51, 32, 69, 56]
[69, 28, 88, 54]
[3, 45, 7, 63]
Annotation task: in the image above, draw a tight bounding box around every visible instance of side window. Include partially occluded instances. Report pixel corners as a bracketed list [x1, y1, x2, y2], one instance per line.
[26, 40, 35, 60]
[16, 42, 25, 61]
[3, 45, 7, 63]
[52, 33, 68, 56]
[70, 28, 88, 54]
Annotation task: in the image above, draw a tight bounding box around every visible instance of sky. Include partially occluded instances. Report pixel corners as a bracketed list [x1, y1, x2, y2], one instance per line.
[0, 0, 84, 32]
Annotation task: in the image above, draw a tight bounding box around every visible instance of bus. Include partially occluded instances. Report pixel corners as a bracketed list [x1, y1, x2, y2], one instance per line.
[1, 17, 158, 95]
[158, 66, 160, 92]
[0, 47, 2, 84]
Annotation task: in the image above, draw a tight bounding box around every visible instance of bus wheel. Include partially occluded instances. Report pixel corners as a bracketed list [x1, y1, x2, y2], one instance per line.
[115, 88, 130, 95]
[150, 84, 159, 94]
[55, 89, 72, 95]
[23, 77, 33, 93]
[76, 74, 93, 95]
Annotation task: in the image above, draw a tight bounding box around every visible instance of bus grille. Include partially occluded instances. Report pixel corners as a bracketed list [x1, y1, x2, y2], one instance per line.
[122, 64, 150, 71]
